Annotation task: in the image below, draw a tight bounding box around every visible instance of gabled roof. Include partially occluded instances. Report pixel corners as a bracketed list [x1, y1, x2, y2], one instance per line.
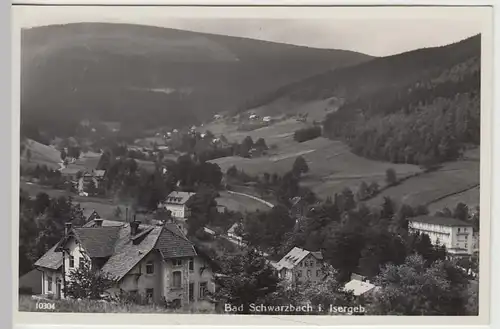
[343, 279, 377, 296]
[82, 209, 100, 221]
[409, 215, 472, 227]
[273, 247, 323, 271]
[34, 244, 63, 270]
[164, 191, 196, 205]
[72, 227, 121, 258]
[155, 223, 197, 259]
[34, 219, 199, 281]
[93, 170, 106, 177]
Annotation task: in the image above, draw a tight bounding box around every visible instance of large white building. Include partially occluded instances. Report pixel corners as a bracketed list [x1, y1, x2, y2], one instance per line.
[158, 191, 196, 220]
[408, 215, 474, 255]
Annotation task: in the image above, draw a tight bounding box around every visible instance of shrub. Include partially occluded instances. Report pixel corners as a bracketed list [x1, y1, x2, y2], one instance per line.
[293, 126, 322, 143]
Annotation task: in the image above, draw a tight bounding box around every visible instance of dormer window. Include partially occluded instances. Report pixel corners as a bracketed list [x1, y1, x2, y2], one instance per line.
[173, 259, 182, 266]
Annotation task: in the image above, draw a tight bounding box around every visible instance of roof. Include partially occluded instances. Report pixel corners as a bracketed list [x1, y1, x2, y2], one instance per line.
[409, 215, 472, 227]
[34, 244, 62, 270]
[83, 209, 100, 220]
[94, 170, 106, 177]
[60, 167, 81, 175]
[34, 219, 199, 281]
[164, 191, 196, 205]
[72, 227, 121, 258]
[273, 247, 323, 271]
[343, 279, 376, 296]
[155, 223, 197, 259]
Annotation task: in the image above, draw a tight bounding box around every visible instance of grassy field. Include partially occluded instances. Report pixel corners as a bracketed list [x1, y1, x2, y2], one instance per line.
[203, 117, 479, 206]
[208, 122, 421, 199]
[21, 139, 61, 170]
[216, 190, 271, 213]
[366, 159, 480, 209]
[18, 295, 215, 313]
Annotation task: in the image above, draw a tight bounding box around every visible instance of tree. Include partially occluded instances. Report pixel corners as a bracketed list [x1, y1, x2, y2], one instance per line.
[254, 138, 268, 150]
[453, 202, 469, 222]
[114, 206, 123, 219]
[60, 149, 67, 160]
[385, 168, 397, 186]
[64, 263, 118, 300]
[356, 181, 369, 201]
[239, 136, 254, 158]
[226, 165, 238, 178]
[292, 156, 309, 176]
[368, 254, 471, 315]
[212, 249, 280, 313]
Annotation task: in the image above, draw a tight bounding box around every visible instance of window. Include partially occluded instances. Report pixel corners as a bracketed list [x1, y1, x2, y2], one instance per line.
[307, 270, 311, 278]
[146, 288, 154, 301]
[199, 282, 208, 299]
[189, 258, 194, 271]
[458, 228, 461, 232]
[296, 271, 302, 278]
[172, 271, 182, 288]
[69, 255, 74, 268]
[47, 276, 53, 292]
[465, 243, 468, 248]
[173, 259, 182, 266]
[146, 261, 154, 274]
[79, 257, 85, 270]
[189, 283, 194, 301]
[316, 269, 321, 277]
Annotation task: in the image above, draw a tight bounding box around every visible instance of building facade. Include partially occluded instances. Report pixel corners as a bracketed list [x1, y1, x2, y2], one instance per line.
[273, 247, 324, 284]
[158, 191, 196, 220]
[34, 219, 215, 307]
[408, 215, 474, 255]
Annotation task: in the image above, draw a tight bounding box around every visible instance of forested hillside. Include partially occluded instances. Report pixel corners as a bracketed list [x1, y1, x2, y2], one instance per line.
[21, 23, 370, 141]
[247, 35, 481, 166]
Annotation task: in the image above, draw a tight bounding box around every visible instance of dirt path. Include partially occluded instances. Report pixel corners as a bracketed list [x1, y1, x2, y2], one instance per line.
[226, 190, 274, 208]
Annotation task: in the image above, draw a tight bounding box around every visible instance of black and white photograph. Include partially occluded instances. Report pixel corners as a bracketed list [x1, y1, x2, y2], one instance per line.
[12, 4, 493, 325]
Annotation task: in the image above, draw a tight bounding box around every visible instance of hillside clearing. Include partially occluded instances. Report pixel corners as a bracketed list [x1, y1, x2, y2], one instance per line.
[21, 139, 61, 170]
[216, 190, 271, 213]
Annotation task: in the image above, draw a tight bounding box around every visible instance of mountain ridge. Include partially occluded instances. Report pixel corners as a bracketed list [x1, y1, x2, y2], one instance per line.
[21, 22, 372, 140]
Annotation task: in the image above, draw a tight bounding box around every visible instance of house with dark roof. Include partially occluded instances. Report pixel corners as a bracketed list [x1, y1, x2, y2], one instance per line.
[158, 191, 196, 220]
[272, 247, 324, 284]
[408, 215, 474, 255]
[34, 219, 215, 307]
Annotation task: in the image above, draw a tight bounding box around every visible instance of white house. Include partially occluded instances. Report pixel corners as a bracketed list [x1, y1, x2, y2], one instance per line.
[34, 219, 215, 307]
[272, 247, 324, 284]
[408, 215, 474, 255]
[158, 191, 196, 220]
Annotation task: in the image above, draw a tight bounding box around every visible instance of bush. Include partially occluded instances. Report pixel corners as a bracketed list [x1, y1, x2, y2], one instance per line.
[293, 126, 322, 143]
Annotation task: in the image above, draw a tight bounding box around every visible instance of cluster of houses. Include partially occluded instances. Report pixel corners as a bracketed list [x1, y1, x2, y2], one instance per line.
[60, 168, 106, 196]
[20, 187, 479, 309]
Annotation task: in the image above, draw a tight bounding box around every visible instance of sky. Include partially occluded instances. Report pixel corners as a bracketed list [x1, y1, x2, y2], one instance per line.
[14, 6, 485, 56]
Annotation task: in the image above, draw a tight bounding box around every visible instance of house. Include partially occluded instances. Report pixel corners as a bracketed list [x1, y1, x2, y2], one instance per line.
[408, 215, 474, 255]
[60, 167, 81, 182]
[34, 219, 215, 307]
[262, 116, 272, 122]
[77, 170, 106, 195]
[216, 205, 227, 214]
[272, 247, 324, 284]
[343, 277, 378, 298]
[226, 223, 244, 245]
[158, 191, 196, 220]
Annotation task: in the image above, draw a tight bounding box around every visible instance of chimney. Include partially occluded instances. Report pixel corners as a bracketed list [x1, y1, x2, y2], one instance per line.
[94, 218, 103, 227]
[64, 222, 72, 236]
[130, 220, 140, 236]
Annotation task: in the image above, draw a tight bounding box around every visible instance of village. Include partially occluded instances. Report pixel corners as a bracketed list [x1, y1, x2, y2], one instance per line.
[19, 109, 480, 315]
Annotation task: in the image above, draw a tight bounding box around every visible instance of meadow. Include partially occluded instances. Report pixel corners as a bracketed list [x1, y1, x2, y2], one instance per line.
[216, 190, 271, 213]
[207, 119, 421, 199]
[204, 117, 479, 208]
